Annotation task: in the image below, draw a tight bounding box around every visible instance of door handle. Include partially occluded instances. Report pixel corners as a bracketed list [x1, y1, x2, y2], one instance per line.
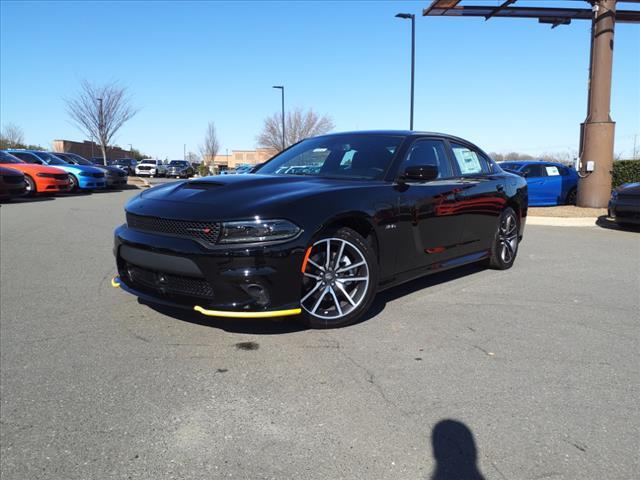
[496, 184, 505, 192]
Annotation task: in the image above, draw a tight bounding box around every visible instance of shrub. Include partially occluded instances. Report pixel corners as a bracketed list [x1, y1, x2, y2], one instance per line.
[198, 163, 210, 177]
[612, 160, 640, 188]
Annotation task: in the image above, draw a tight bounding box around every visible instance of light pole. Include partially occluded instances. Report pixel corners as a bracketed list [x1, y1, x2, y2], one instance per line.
[128, 144, 133, 158]
[183, 143, 186, 161]
[272, 85, 285, 150]
[395, 13, 415, 130]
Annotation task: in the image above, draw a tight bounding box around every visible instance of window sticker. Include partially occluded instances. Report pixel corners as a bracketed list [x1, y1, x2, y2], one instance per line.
[453, 148, 482, 174]
[545, 166, 560, 176]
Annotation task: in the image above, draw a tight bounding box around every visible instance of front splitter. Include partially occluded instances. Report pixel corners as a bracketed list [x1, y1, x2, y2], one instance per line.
[111, 276, 301, 319]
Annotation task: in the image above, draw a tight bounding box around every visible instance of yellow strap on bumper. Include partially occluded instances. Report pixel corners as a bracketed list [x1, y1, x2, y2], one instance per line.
[193, 305, 301, 318]
[111, 277, 121, 288]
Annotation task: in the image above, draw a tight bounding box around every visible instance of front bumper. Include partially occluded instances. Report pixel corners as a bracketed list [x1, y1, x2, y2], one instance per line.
[37, 177, 71, 193]
[113, 224, 307, 316]
[106, 175, 128, 187]
[609, 198, 640, 224]
[0, 179, 27, 198]
[78, 176, 106, 189]
[167, 169, 189, 177]
[136, 169, 159, 176]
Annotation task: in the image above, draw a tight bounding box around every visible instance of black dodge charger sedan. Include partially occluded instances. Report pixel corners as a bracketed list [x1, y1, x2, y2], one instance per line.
[113, 131, 528, 328]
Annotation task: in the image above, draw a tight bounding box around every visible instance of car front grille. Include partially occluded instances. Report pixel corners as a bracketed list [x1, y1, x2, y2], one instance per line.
[53, 174, 68, 180]
[124, 263, 214, 299]
[617, 194, 640, 202]
[93, 173, 105, 178]
[138, 166, 152, 170]
[2, 175, 24, 184]
[126, 212, 222, 245]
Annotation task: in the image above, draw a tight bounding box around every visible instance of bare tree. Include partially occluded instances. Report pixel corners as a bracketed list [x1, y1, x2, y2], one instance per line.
[0, 123, 25, 148]
[65, 80, 138, 165]
[200, 122, 220, 165]
[257, 108, 334, 152]
[185, 151, 200, 164]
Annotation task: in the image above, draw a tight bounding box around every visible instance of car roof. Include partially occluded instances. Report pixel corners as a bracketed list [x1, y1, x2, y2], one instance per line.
[316, 130, 470, 141]
[499, 160, 566, 167]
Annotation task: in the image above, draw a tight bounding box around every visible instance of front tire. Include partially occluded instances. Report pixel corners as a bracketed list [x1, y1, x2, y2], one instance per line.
[68, 174, 79, 193]
[566, 188, 577, 205]
[487, 207, 519, 270]
[24, 175, 36, 196]
[299, 227, 378, 329]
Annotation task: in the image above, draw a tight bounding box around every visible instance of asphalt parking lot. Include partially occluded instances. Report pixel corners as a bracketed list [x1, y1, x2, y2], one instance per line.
[1, 189, 639, 480]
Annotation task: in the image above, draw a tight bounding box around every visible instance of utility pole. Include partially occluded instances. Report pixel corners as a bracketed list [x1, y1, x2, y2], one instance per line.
[578, 0, 617, 207]
[396, 13, 416, 130]
[184, 143, 186, 161]
[272, 85, 285, 151]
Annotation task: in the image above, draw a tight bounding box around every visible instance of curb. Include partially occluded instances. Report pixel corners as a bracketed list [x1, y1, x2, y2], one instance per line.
[527, 216, 599, 227]
[127, 177, 150, 189]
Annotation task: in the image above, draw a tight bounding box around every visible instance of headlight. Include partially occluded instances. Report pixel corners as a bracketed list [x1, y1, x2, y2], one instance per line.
[219, 219, 301, 244]
[36, 172, 61, 178]
[79, 172, 93, 177]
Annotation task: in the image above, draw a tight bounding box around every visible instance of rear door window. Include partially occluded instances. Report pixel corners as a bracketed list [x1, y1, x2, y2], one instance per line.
[521, 164, 547, 178]
[450, 143, 489, 176]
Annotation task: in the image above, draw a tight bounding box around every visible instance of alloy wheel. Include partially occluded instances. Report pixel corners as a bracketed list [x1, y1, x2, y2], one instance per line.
[301, 237, 370, 320]
[498, 212, 518, 263]
[24, 176, 34, 195]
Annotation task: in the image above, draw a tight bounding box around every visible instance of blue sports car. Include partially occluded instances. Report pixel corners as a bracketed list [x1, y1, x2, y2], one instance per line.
[498, 161, 578, 206]
[7, 150, 106, 192]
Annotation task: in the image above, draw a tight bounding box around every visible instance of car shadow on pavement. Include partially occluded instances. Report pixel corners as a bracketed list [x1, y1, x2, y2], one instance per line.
[429, 419, 486, 480]
[142, 300, 307, 335]
[142, 263, 487, 334]
[596, 215, 640, 232]
[358, 263, 487, 325]
[2, 195, 55, 204]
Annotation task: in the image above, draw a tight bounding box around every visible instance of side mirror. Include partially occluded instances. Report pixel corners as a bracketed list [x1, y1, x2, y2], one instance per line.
[402, 165, 439, 182]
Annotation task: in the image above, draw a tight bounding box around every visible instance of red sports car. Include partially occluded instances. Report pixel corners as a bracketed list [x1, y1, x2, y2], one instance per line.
[0, 150, 70, 196]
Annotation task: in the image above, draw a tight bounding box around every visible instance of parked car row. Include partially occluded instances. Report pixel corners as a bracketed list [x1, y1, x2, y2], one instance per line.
[0, 149, 128, 200]
[134, 159, 196, 178]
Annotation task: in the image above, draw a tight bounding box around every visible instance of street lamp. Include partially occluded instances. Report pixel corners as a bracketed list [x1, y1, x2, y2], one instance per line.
[395, 13, 415, 130]
[272, 85, 285, 150]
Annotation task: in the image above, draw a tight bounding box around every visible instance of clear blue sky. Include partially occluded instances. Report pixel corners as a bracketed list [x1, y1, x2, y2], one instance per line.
[1, 1, 638, 159]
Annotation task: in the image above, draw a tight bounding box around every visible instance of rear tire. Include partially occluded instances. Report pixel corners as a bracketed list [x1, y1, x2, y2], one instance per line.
[24, 175, 36, 196]
[299, 227, 378, 329]
[566, 188, 577, 205]
[487, 207, 520, 270]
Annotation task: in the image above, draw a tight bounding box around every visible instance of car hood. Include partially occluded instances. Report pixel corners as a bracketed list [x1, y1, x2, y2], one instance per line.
[615, 182, 640, 196]
[99, 165, 126, 175]
[0, 163, 67, 175]
[0, 166, 24, 176]
[52, 164, 104, 174]
[126, 174, 381, 221]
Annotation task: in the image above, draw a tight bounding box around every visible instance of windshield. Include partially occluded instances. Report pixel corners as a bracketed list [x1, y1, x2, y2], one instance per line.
[140, 160, 156, 165]
[0, 151, 25, 164]
[169, 161, 188, 166]
[256, 134, 404, 180]
[499, 162, 522, 171]
[63, 153, 93, 166]
[35, 152, 67, 165]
